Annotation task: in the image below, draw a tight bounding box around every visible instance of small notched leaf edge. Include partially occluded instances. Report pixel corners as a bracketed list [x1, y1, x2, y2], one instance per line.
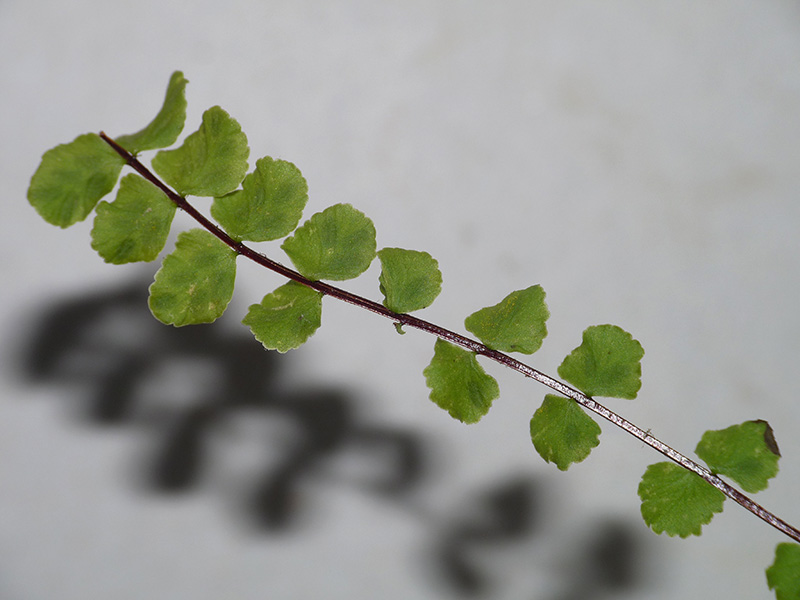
[465, 285, 550, 355]
[281, 203, 377, 281]
[90, 173, 177, 264]
[152, 105, 250, 197]
[377, 247, 443, 314]
[558, 324, 645, 400]
[638, 461, 727, 538]
[424, 339, 499, 424]
[211, 156, 309, 243]
[115, 70, 189, 154]
[695, 419, 781, 494]
[530, 394, 602, 471]
[27, 133, 125, 228]
[148, 228, 238, 327]
[243, 280, 323, 353]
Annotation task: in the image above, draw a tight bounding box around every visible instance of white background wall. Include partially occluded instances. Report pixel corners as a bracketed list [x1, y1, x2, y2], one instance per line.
[2, 2, 800, 599]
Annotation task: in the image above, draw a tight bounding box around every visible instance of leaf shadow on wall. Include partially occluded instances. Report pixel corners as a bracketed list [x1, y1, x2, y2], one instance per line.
[20, 276, 647, 597]
[432, 478, 643, 599]
[20, 277, 427, 531]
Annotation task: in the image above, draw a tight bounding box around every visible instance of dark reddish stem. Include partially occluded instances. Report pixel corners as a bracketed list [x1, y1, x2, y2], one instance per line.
[99, 132, 800, 545]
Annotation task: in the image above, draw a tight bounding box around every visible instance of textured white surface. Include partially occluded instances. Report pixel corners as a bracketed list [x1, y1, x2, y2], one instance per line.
[3, 2, 800, 599]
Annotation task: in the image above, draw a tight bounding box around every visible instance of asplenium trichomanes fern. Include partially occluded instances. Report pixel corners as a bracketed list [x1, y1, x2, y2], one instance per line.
[27, 71, 800, 599]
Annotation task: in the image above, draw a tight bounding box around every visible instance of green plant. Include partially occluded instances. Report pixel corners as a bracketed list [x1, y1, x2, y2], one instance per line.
[28, 71, 800, 598]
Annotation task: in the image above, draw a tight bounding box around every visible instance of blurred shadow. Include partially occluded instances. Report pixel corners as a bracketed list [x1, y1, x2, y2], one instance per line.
[432, 476, 645, 599]
[20, 276, 648, 596]
[436, 476, 541, 595]
[550, 519, 641, 600]
[20, 277, 427, 531]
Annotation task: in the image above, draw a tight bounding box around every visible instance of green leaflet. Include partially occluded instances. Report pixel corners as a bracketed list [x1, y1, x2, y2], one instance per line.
[91, 174, 176, 264]
[243, 281, 323, 353]
[638, 462, 725, 538]
[28, 133, 124, 228]
[211, 156, 308, 242]
[465, 285, 549, 354]
[149, 228, 237, 326]
[152, 106, 249, 197]
[558, 324, 644, 399]
[377, 247, 442, 313]
[695, 420, 780, 493]
[767, 543, 800, 600]
[424, 339, 499, 424]
[281, 203, 377, 281]
[530, 394, 601, 471]
[115, 71, 188, 153]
